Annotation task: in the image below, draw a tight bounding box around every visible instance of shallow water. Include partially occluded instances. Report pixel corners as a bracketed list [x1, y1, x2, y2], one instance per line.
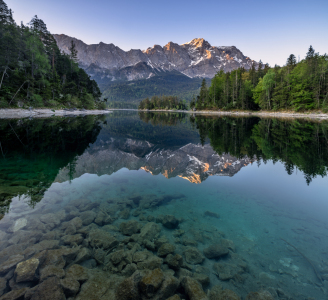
[0, 111, 328, 299]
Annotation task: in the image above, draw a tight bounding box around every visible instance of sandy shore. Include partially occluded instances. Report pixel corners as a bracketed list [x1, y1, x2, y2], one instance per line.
[0, 108, 112, 119]
[114, 108, 328, 120]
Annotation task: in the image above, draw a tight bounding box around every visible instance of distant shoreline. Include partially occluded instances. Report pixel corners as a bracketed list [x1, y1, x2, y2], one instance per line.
[0, 109, 112, 119]
[111, 108, 328, 120]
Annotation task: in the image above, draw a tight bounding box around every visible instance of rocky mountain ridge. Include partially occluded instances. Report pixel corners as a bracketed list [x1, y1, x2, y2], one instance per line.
[53, 35, 257, 81]
[55, 139, 253, 184]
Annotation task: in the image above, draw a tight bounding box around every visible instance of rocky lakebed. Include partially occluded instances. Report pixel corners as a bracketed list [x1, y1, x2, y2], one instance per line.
[0, 190, 287, 300]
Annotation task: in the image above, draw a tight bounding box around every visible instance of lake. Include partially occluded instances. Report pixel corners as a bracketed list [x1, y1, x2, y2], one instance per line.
[0, 111, 327, 300]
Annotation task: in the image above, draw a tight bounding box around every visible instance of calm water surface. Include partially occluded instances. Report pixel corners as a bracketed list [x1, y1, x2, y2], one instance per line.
[0, 111, 328, 299]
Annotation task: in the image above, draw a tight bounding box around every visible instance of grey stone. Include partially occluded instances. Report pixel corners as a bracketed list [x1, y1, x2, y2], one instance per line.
[61, 234, 83, 246]
[213, 262, 244, 281]
[88, 229, 119, 250]
[14, 258, 39, 283]
[60, 277, 80, 297]
[193, 273, 210, 287]
[65, 264, 88, 283]
[162, 215, 179, 229]
[80, 259, 97, 269]
[203, 244, 229, 259]
[119, 220, 141, 236]
[246, 290, 273, 300]
[40, 265, 65, 282]
[74, 248, 91, 264]
[0, 255, 24, 276]
[137, 256, 163, 270]
[133, 250, 151, 263]
[184, 247, 204, 265]
[26, 277, 65, 300]
[0, 288, 28, 300]
[140, 268, 164, 298]
[158, 243, 175, 257]
[139, 222, 161, 241]
[165, 254, 183, 270]
[153, 273, 180, 300]
[181, 276, 208, 300]
[122, 263, 138, 277]
[80, 211, 96, 226]
[0, 277, 7, 296]
[115, 271, 142, 300]
[119, 208, 131, 220]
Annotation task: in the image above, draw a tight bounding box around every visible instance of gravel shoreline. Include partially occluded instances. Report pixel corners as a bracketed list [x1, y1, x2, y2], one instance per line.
[112, 108, 328, 120]
[0, 109, 112, 119]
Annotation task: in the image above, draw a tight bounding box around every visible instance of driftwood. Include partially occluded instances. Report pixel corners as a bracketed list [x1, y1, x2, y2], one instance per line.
[281, 238, 323, 285]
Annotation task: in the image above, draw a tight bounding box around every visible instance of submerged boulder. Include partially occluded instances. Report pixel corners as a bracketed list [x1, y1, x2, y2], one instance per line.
[203, 244, 229, 259]
[14, 258, 39, 283]
[184, 247, 204, 265]
[162, 215, 179, 229]
[181, 276, 207, 300]
[140, 268, 164, 297]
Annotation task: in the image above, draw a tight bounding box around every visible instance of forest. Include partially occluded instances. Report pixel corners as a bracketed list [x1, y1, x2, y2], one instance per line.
[139, 95, 188, 110]
[0, 0, 105, 109]
[191, 115, 328, 184]
[192, 47, 328, 112]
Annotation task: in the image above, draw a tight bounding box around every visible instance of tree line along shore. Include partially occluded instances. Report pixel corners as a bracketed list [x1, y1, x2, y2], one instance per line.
[0, 0, 106, 110]
[139, 46, 328, 114]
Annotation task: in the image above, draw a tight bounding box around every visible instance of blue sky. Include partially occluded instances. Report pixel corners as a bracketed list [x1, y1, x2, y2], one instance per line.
[8, 0, 328, 66]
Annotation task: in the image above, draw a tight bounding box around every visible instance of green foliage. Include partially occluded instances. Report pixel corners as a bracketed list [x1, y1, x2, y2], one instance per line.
[139, 95, 188, 110]
[99, 71, 209, 108]
[0, 1, 105, 109]
[195, 48, 328, 112]
[192, 116, 328, 184]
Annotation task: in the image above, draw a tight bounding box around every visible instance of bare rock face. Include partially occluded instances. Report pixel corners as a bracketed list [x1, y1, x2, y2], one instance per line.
[53, 35, 258, 81]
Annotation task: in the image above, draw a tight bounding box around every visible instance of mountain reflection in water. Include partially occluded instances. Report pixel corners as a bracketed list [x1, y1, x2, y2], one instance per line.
[0, 111, 328, 300]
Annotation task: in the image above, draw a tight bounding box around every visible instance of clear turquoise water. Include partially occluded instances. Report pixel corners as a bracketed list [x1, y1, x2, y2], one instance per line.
[0, 111, 328, 299]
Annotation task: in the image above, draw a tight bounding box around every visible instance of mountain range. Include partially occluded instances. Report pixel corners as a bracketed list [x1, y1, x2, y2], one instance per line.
[53, 35, 259, 106]
[54, 35, 256, 81]
[55, 138, 253, 184]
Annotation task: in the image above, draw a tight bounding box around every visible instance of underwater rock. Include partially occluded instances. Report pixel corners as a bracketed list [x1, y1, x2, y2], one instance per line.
[94, 211, 106, 226]
[122, 263, 138, 277]
[88, 229, 119, 250]
[245, 290, 274, 300]
[120, 220, 141, 236]
[65, 264, 88, 283]
[193, 273, 210, 287]
[79, 202, 99, 212]
[204, 211, 220, 219]
[119, 208, 131, 220]
[8, 218, 27, 233]
[0, 255, 24, 276]
[14, 258, 39, 283]
[0, 288, 29, 300]
[80, 259, 97, 269]
[115, 271, 142, 300]
[140, 268, 164, 297]
[80, 211, 96, 226]
[137, 255, 163, 270]
[40, 265, 65, 282]
[213, 262, 244, 281]
[153, 273, 179, 300]
[133, 250, 152, 263]
[147, 215, 155, 222]
[110, 249, 127, 265]
[139, 222, 161, 241]
[74, 248, 92, 265]
[61, 234, 83, 246]
[203, 244, 229, 259]
[177, 268, 193, 280]
[181, 276, 208, 300]
[181, 237, 198, 247]
[144, 240, 156, 251]
[60, 277, 80, 297]
[173, 229, 185, 237]
[154, 236, 169, 249]
[40, 213, 61, 227]
[166, 295, 181, 300]
[162, 215, 179, 229]
[25, 276, 65, 300]
[158, 243, 175, 257]
[40, 247, 79, 269]
[184, 247, 205, 265]
[0, 277, 7, 296]
[165, 254, 183, 270]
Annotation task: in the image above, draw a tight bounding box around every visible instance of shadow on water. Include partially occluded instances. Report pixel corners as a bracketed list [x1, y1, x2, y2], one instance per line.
[0, 115, 105, 214]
